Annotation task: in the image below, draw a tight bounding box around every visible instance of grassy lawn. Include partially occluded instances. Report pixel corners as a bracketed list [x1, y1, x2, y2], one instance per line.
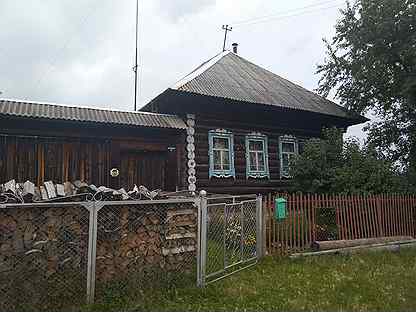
[85, 249, 416, 312]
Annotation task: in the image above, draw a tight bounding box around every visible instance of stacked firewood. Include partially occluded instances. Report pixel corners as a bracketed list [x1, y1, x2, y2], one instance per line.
[94, 205, 197, 282]
[0, 179, 163, 203]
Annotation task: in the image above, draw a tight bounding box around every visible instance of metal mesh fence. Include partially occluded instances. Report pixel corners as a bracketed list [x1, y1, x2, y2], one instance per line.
[0, 194, 263, 308]
[0, 203, 89, 312]
[94, 201, 198, 303]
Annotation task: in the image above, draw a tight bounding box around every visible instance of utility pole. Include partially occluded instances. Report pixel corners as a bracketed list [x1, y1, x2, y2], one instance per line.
[222, 25, 232, 52]
[133, 0, 139, 111]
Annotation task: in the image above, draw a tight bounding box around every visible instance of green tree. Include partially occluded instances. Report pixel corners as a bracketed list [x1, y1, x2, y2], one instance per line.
[316, 0, 416, 186]
[291, 128, 404, 194]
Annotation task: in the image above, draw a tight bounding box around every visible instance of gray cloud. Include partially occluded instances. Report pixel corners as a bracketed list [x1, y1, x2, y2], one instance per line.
[156, 0, 216, 22]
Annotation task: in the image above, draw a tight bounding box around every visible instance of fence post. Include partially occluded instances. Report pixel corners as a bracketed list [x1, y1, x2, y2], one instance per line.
[197, 190, 207, 287]
[256, 194, 264, 259]
[84, 202, 97, 305]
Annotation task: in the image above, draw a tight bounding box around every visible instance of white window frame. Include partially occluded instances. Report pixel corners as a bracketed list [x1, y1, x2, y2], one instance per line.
[208, 129, 235, 178]
[279, 135, 298, 178]
[245, 133, 269, 179]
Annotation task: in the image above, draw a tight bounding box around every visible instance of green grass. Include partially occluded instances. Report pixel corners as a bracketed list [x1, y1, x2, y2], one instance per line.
[82, 249, 416, 312]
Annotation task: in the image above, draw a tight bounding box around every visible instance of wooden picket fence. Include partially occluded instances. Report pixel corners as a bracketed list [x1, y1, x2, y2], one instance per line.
[264, 193, 416, 255]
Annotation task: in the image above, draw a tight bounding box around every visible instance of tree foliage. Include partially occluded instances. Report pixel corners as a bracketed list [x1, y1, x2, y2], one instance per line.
[291, 128, 407, 194]
[317, 0, 416, 185]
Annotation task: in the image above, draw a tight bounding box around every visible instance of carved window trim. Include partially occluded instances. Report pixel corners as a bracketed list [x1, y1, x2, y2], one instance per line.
[208, 129, 235, 178]
[279, 135, 298, 179]
[245, 133, 269, 179]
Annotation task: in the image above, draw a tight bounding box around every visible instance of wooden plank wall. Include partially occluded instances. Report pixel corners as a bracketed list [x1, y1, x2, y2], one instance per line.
[0, 135, 112, 186]
[264, 193, 416, 256]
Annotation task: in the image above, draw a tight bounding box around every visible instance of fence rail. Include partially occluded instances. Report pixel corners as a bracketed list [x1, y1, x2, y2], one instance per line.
[265, 194, 416, 255]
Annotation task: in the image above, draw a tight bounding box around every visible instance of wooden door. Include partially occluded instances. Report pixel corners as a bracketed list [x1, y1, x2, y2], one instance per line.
[120, 151, 167, 191]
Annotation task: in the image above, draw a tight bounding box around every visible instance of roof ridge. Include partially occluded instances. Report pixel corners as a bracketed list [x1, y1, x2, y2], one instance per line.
[0, 98, 181, 117]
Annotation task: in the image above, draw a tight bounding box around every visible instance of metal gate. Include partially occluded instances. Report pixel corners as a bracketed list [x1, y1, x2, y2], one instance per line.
[197, 194, 263, 286]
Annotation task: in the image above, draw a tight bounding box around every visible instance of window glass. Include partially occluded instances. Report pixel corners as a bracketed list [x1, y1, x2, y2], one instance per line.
[282, 142, 295, 153]
[258, 154, 265, 171]
[213, 150, 221, 170]
[249, 152, 257, 171]
[222, 151, 230, 170]
[213, 137, 228, 149]
[249, 140, 263, 151]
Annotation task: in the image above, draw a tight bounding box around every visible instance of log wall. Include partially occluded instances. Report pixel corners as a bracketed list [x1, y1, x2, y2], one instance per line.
[193, 115, 315, 194]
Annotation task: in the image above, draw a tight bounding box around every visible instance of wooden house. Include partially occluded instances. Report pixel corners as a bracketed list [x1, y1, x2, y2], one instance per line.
[1, 49, 366, 194]
[0, 100, 187, 191]
[141, 49, 367, 194]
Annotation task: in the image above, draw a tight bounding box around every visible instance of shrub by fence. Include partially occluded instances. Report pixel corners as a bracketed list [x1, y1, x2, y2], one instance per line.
[265, 194, 416, 255]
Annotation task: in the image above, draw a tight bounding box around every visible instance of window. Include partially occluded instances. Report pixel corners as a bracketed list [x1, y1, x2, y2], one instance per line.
[208, 129, 235, 178]
[279, 135, 298, 178]
[245, 134, 269, 178]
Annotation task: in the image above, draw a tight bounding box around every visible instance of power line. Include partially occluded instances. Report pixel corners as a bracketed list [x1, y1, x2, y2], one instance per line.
[233, 0, 344, 27]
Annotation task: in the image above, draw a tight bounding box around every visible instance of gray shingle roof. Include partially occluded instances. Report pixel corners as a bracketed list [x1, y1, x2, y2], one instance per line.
[171, 51, 359, 120]
[0, 99, 187, 130]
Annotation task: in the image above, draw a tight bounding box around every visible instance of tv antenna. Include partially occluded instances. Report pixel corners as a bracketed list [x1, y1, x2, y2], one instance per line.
[222, 25, 232, 52]
[133, 0, 139, 111]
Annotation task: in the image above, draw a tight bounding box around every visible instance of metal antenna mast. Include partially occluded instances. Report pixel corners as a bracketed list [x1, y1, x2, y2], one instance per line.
[222, 25, 232, 51]
[133, 0, 139, 111]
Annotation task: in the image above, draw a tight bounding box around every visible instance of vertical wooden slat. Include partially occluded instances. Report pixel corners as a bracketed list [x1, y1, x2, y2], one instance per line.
[398, 194, 404, 236]
[311, 194, 316, 242]
[360, 195, 367, 238]
[366, 195, 373, 238]
[306, 193, 311, 248]
[339, 194, 346, 240]
[372, 194, 379, 237]
[347, 194, 354, 240]
[387, 194, 393, 237]
[394, 194, 399, 236]
[356, 194, 363, 239]
[390, 194, 396, 236]
[406, 194, 412, 236]
[376, 195, 384, 237]
[296, 193, 301, 251]
[335, 194, 340, 240]
[351, 195, 358, 239]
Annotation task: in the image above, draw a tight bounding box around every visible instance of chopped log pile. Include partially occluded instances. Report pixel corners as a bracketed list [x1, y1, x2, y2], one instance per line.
[0, 179, 176, 204]
[95, 205, 197, 281]
[0, 199, 197, 291]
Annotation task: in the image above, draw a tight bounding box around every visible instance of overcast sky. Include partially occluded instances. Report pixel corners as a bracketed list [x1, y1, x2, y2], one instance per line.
[0, 0, 368, 139]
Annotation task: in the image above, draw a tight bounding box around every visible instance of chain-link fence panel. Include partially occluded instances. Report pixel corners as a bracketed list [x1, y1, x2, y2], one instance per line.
[0, 203, 90, 312]
[202, 196, 260, 285]
[94, 200, 198, 303]
[242, 200, 257, 260]
[206, 203, 225, 277]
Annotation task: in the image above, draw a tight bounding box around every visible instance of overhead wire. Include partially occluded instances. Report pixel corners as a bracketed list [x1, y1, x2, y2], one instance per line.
[232, 0, 345, 27]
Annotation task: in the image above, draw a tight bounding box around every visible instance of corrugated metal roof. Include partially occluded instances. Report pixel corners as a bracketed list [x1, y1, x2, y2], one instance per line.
[172, 51, 360, 120]
[0, 99, 187, 130]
